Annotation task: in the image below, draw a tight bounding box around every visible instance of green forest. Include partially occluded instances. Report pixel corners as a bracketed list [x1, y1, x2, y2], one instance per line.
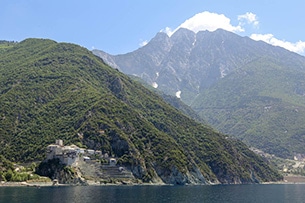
[0, 39, 281, 184]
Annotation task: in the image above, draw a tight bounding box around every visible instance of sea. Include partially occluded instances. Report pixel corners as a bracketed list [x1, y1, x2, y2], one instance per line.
[1, 184, 305, 203]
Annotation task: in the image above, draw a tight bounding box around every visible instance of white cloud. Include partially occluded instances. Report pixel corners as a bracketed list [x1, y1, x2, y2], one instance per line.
[160, 11, 305, 55]
[162, 27, 174, 36]
[163, 11, 243, 36]
[139, 40, 148, 47]
[250, 34, 305, 54]
[238, 12, 259, 27]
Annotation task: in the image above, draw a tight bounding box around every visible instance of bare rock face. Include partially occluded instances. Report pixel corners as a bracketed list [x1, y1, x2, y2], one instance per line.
[129, 161, 208, 185]
[156, 166, 188, 185]
[93, 28, 266, 105]
[36, 159, 87, 185]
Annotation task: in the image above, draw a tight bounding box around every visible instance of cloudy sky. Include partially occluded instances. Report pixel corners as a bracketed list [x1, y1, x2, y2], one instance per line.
[1, 0, 305, 55]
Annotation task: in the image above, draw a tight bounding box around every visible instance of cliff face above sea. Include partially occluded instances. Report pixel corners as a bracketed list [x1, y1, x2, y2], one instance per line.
[36, 159, 86, 185]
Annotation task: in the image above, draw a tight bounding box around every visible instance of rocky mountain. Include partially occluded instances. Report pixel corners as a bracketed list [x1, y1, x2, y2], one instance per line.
[0, 38, 281, 184]
[93, 28, 305, 159]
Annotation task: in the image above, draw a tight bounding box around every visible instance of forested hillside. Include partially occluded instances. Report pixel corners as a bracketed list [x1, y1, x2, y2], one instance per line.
[0, 39, 281, 184]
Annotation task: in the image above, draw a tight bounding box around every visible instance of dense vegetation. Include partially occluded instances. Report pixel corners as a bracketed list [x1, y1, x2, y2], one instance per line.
[0, 40, 16, 54]
[192, 56, 305, 158]
[0, 155, 41, 182]
[0, 39, 281, 184]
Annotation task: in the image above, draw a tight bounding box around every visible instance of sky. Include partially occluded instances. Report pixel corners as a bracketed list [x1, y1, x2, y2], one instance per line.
[1, 0, 305, 55]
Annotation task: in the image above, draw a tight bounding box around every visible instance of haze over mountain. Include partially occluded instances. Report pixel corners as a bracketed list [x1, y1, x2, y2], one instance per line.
[0, 39, 281, 184]
[93, 28, 305, 159]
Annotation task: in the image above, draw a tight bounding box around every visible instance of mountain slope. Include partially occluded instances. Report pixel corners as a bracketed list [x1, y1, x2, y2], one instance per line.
[0, 38, 281, 184]
[128, 74, 205, 123]
[191, 56, 305, 158]
[94, 28, 305, 158]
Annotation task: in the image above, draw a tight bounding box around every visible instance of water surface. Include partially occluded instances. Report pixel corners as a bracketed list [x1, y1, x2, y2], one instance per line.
[1, 184, 304, 203]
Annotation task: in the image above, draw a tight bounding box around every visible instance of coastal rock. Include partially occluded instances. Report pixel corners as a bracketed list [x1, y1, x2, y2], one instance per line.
[36, 159, 87, 185]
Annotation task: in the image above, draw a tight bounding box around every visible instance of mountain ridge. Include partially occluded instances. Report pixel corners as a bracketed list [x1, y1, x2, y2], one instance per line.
[0, 38, 281, 184]
[93, 28, 305, 158]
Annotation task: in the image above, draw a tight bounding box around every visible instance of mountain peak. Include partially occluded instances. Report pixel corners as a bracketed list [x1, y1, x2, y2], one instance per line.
[150, 31, 170, 43]
[172, 28, 195, 36]
[170, 28, 196, 43]
[93, 28, 305, 160]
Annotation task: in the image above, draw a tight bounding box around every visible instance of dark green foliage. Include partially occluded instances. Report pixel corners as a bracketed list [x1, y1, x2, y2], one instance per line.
[191, 57, 305, 158]
[0, 155, 14, 170]
[0, 155, 41, 182]
[0, 38, 281, 184]
[0, 40, 16, 51]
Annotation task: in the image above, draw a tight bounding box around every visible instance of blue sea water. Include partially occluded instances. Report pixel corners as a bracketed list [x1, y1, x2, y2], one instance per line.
[1, 184, 305, 203]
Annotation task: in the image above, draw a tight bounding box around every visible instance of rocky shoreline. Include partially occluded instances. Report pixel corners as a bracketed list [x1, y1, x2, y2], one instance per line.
[2, 176, 305, 187]
[0, 179, 167, 187]
[0, 181, 54, 187]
